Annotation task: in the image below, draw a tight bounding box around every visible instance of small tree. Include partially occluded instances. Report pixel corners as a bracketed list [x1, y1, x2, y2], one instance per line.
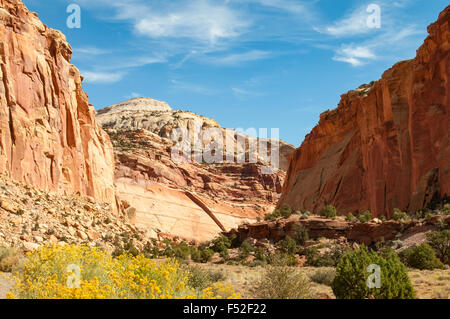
[426, 230, 450, 264]
[321, 205, 337, 219]
[392, 208, 408, 221]
[292, 225, 309, 246]
[332, 246, 416, 299]
[406, 244, 444, 270]
[358, 211, 372, 223]
[280, 205, 293, 218]
[280, 236, 298, 255]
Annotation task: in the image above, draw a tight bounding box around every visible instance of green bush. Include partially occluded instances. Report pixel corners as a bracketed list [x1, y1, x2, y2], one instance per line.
[332, 246, 416, 299]
[268, 252, 298, 267]
[280, 205, 293, 218]
[280, 236, 298, 255]
[292, 225, 309, 246]
[426, 230, 449, 264]
[346, 213, 357, 222]
[406, 244, 444, 270]
[186, 266, 226, 290]
[392, 208, 409, 222]
[254, 266, 313, 299]
[443, 204, 450, 215]
[305, 245, 349, 267]
[239, 241, 254, 259]
[358, 211, 372, 223]
[255, 247, 268, 263]
[321, 205, 337, 219]
[191, 248, 214, 263]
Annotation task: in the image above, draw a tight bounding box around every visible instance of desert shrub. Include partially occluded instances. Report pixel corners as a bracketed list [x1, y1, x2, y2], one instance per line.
[305, 245, 349, 267]
[332, 246, 416, 299]
[346, 213, 357, 222]
[255, 247, 268, 263]
[398, 247, 413, 265]
[173, 243, 191, 260]
[308, 268, 336, 286]
[10, 244, 240, 299]
[321, 205, 337, 219]
[268, 252, 298, 266]
[280, 204, 293, 218]
[239, 241, 254, 259]
[392, 208, 409, 221]
[191, 248, 214, 264]
[358, 211, 372, 223]
[265, 206, 292, 221]
[426, 230, 450, 264]
[186, 266, 226, 290]
[254, 266, 313, 299]
[292, 225, 309, 246]
[406, 244, 444, 270]
[280, 236, 298, 255]
[300, 211, 310, 220]
[211, 236, 231, 254]
[443, 204, 450, 215]
[0, 247, 22, 273]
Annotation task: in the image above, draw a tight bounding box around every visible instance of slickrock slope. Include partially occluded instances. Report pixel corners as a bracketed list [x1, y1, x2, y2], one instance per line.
[279, 6, 450, 218]
[0, 0, 115, 207]
[97, 100, 296, 241]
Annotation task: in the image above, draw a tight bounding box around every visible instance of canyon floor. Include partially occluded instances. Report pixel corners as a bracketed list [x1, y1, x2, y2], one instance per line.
[0, 264, 448, 299]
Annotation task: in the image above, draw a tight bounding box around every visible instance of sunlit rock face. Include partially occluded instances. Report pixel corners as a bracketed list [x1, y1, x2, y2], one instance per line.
[97, 98, 296, 241]
[0, 0, 115, 207]
[279, 6, 449, 218]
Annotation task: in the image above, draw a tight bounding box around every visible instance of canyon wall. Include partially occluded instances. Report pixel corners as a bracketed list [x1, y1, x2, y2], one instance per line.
[97, 99, 296, 241]
[0, 0, 115, 206]
[278, 6, 449, 218]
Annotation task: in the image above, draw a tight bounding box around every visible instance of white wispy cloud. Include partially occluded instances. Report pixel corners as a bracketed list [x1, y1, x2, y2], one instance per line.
[242, 0, 308, 14]
[206, 50, 272, 66]
[170, 79, 217, 95]
[74, 46, 110, 55]
[333, 45, 376, 66]
[315, 5, 378, 37]
[80, 71, 124, 83]
[109, 0, 250, 45]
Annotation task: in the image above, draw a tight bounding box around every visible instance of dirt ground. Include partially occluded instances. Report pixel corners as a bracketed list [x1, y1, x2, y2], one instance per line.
[0, 272, 13, 299]
[195, 264, 450, 299]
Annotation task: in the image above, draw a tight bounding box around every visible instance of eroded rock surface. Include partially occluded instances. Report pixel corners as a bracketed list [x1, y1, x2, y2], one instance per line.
[97, 100, 296, 241]
[0, 0, 115, 207]
[279, 7, 450, 218]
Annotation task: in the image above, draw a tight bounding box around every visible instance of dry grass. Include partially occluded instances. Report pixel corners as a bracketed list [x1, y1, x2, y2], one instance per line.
[193, 262, 449, 299]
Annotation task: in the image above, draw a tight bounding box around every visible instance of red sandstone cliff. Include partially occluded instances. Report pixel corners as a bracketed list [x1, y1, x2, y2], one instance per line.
[278, 6, 449, 218]
[0, 0, 115, 206]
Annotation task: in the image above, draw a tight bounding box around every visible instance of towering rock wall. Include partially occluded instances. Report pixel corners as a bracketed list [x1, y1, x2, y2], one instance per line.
[279, 6, 449, 218]
[0, 0, 115, 206]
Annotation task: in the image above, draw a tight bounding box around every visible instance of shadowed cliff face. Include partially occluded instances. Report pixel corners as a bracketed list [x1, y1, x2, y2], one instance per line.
[279, 6, 449, 218]
[0, 0, 115, 207]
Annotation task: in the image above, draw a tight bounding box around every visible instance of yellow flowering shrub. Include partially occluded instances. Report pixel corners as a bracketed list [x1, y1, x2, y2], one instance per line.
[10, 244, 241, 299]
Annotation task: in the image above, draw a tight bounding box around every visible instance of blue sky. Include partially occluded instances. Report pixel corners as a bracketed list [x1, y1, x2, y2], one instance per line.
[22, 0, 447, 146]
